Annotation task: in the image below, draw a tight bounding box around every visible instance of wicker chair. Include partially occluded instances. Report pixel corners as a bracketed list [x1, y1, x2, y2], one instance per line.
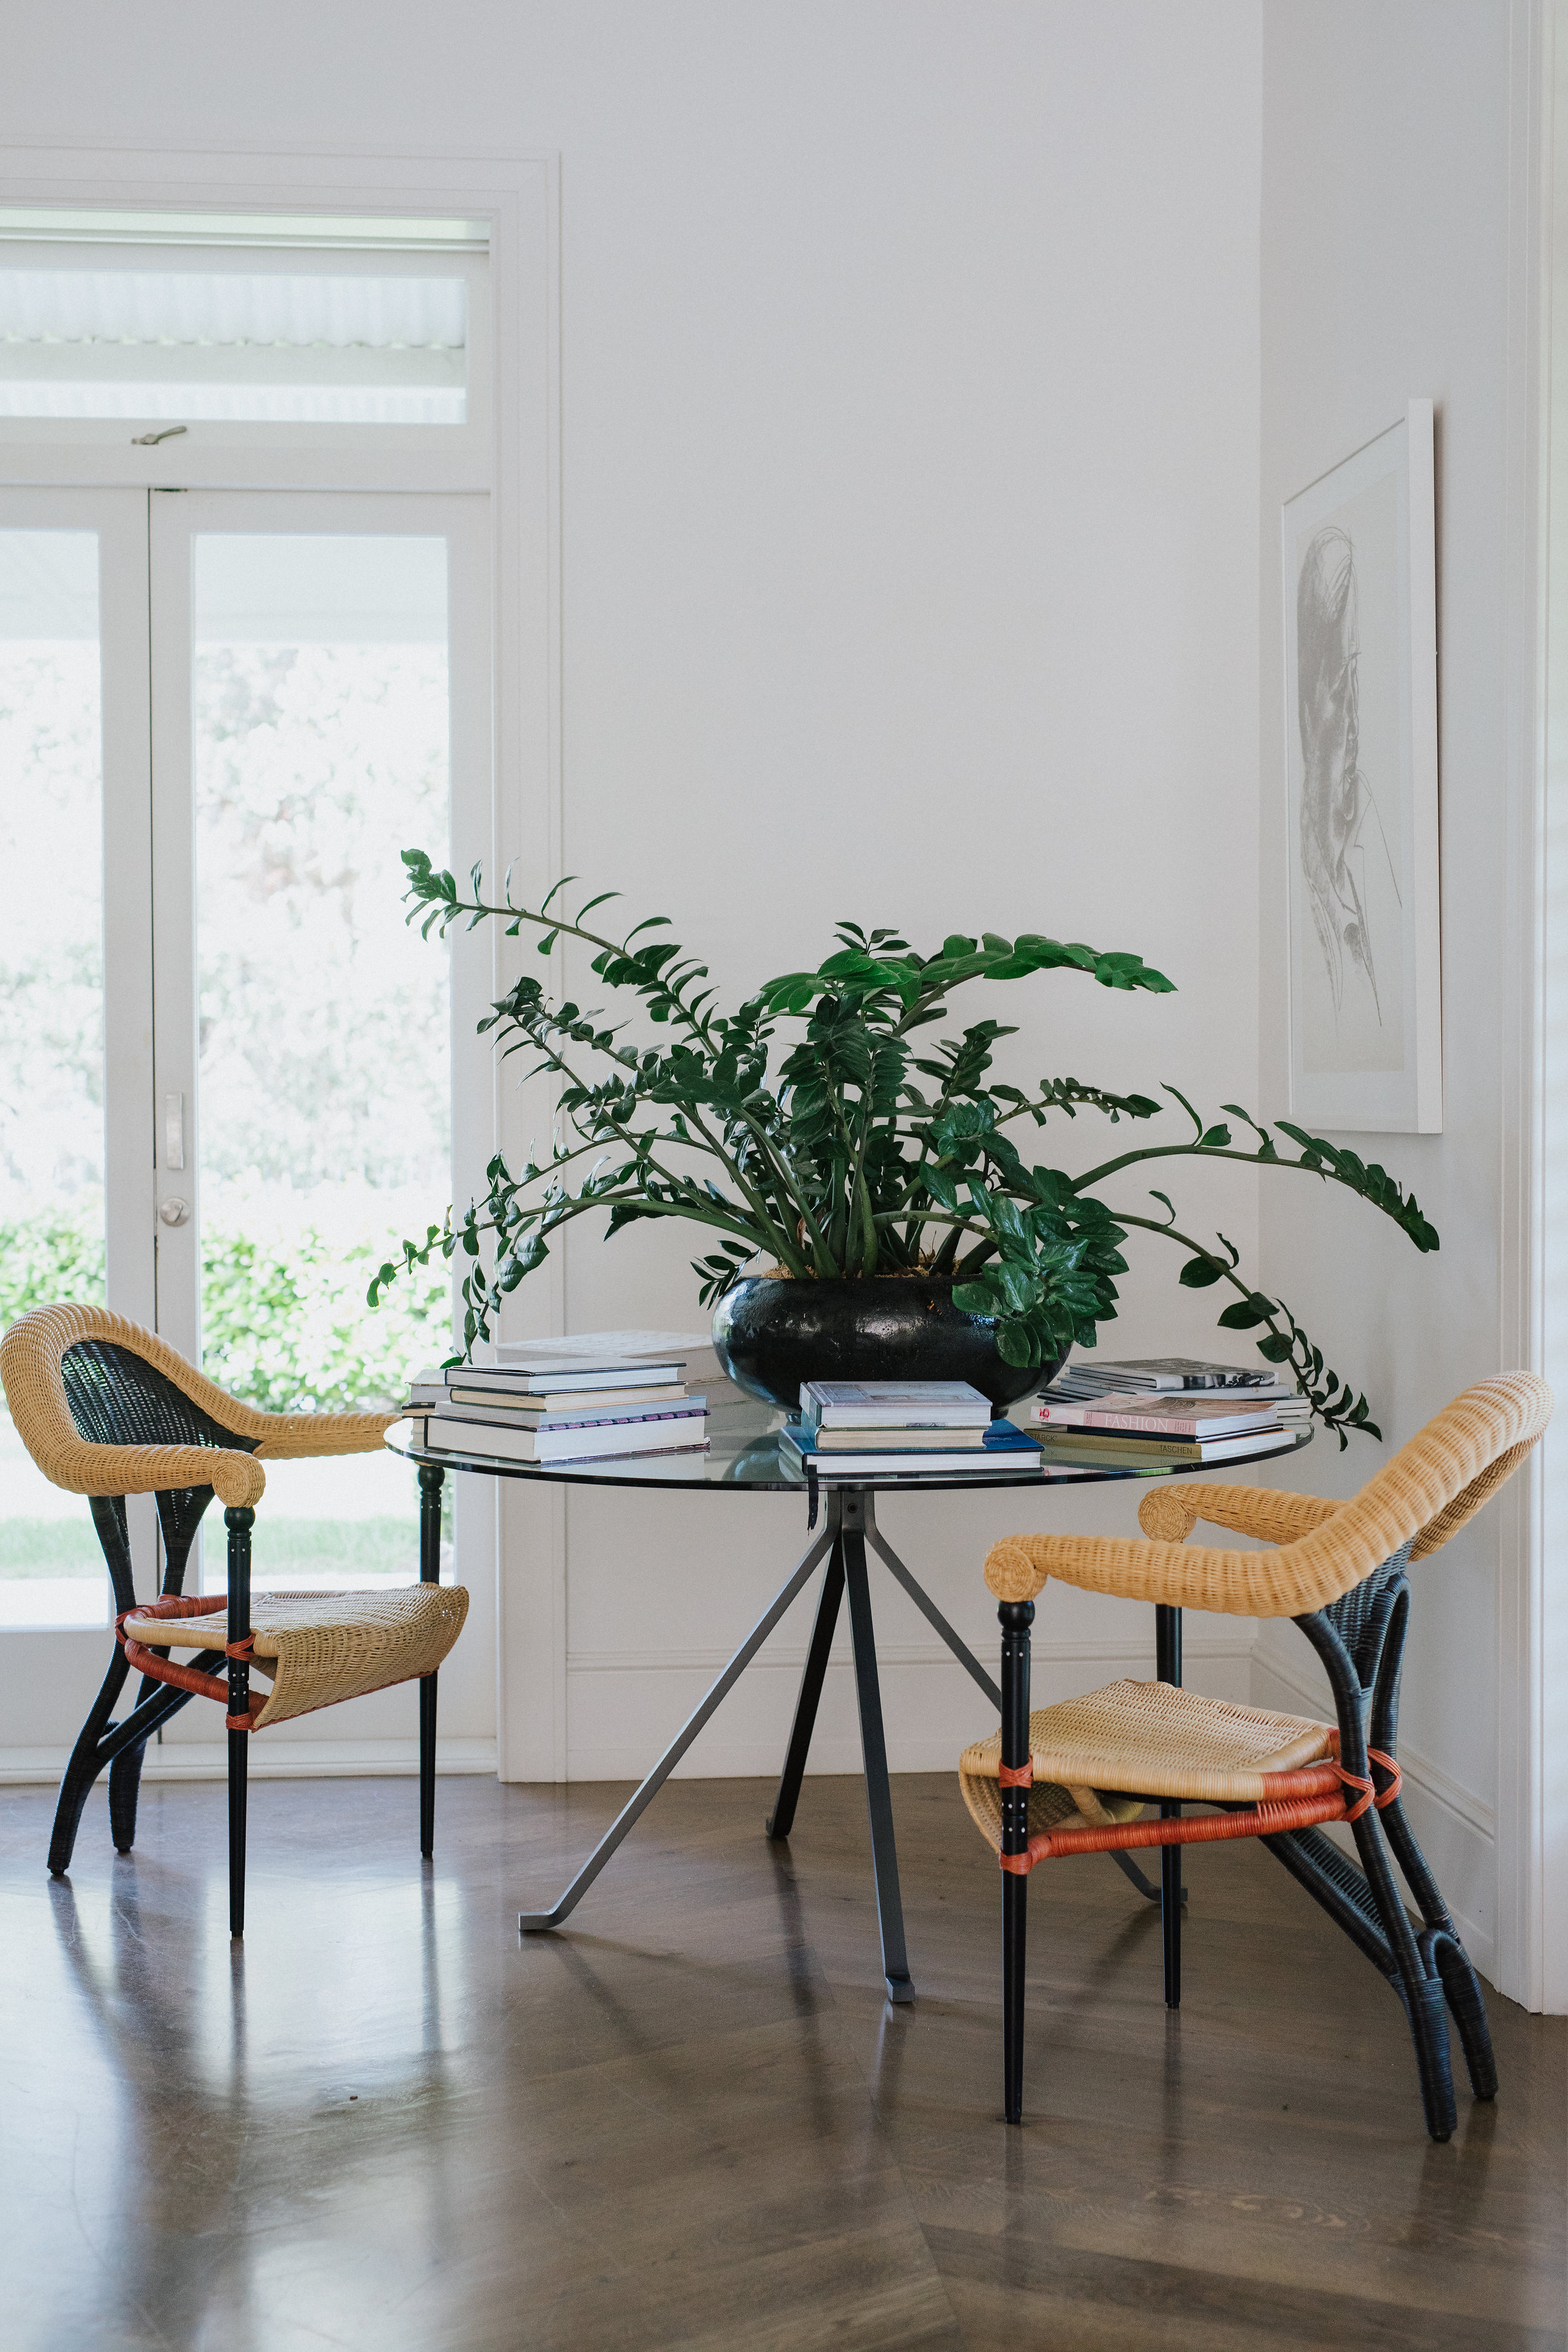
[1, 1304, 468, 1936]
[959, 1372, 1551, 2142]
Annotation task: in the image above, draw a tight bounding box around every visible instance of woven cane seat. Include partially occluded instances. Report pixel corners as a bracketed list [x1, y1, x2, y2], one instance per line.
[120, 1586, 469, 1730]
[958, 1679, 1332, 1851]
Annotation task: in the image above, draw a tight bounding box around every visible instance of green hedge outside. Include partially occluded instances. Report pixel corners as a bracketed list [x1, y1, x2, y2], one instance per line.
[0, 1201, 448, 1414]
[0, 1514, 419, 1580]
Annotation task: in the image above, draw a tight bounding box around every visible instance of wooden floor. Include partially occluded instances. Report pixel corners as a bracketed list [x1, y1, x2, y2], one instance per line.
[1, 1769, 1561, 2352]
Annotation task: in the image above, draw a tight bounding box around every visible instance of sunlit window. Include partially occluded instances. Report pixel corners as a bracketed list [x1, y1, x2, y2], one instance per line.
[0, 529, 108, 1625]
[193, 532, 454, 1584]
[0, 211, 485, 428]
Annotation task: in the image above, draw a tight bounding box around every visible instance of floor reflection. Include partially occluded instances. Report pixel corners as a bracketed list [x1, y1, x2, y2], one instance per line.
[3, 1772, 1561, 2352]
[25, 1806, 465, 2351]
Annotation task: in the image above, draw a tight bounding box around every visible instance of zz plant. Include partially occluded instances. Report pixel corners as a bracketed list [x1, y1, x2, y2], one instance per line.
[372, 851, 1439, 1446]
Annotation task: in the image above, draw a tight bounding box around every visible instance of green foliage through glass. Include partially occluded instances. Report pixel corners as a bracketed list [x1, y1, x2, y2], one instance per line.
[0, 1196, 447, 1416]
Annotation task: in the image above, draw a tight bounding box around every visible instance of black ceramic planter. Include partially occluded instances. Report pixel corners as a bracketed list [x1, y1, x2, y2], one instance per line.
[710, 1275, 1066, 1414]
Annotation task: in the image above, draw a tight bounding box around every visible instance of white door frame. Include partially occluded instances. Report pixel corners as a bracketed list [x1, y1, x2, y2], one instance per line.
[145, 485, 496, 1362]
[0, 487, 157, 1333]
[144, 485, 499, 1772]
[0, 486, 161, 1723]
[0, 142, 563, 1786]
[1497, 0, 1567, 2014]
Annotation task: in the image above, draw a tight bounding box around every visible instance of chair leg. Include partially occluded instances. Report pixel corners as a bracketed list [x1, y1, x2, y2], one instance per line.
[1378, 1789, 1498, 2102]
[225, 1504, 253, 1940]
[1160, 1819, 1183, 2009]
[1004, 1869, 1028, 2125]
[419, 1672, 437, 1859]
[998, 1593, 1036, 2122]
[107, 1739, 148, 1855]
[418, 1462, 443, 1859]
[49, 1645, 132, 1876]
[1425, 1927, 1498, 2102]
[1404, 1968, 1458, 2144]
[1155, 1603, 1183, 2008]
[107, 1667, 163, 1853]
[228, 1726, 248, 1939]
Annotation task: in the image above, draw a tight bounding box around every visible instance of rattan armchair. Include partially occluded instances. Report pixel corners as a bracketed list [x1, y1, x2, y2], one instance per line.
[1, 1304, 469, 1936]
[958, 1373, 1551, 2142]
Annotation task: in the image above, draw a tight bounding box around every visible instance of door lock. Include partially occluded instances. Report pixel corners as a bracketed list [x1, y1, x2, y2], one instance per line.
[157, 1198, 191, 1228]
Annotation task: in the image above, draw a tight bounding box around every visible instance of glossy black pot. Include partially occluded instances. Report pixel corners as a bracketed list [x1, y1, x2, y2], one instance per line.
[710, 1275, 1066, 1414]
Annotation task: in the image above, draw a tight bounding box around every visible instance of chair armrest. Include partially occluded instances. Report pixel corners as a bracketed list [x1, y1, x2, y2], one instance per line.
[251, 1408, 406, 1461]
[983, 1527, 1332, 1618]
[983, 1483, 1345, 1616]
[983, 1501, 1404, 1620]
[1136, 1482, 1339, 1546]
[29, 1437, 267, 1509]
[985, 1373, 1554, 1617]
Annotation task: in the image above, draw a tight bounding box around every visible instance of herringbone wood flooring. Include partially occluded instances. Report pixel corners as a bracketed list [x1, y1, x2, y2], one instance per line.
[1, 1770, 1560, 2350]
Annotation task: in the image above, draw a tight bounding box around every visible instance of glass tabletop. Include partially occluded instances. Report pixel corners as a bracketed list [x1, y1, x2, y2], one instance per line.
[385, 1381, 1315, 1495]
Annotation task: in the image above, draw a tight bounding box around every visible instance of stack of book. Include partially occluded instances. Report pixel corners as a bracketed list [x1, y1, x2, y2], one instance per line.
[1047, 1356, 1310, 1419]
[1030, 1356, 1307, 1469]
[493, 1329, 723, 1383]
[779, 1381, 1041, 1479]
[404, 1350, 709, 1464]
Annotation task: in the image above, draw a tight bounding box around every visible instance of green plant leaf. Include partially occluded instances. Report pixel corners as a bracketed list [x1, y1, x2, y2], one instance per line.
[951, 1279, 999, 1314]
[994, 1318, 1036, 1366]
[1216, 1292, 1273, 1330]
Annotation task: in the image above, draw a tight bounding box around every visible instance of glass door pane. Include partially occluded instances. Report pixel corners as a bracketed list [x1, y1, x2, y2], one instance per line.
[189, 529, 454, 1583]
[0, 526, 109, 1628]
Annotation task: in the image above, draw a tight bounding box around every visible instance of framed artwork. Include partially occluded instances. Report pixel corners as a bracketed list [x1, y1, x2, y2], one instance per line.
[1282, 400, 1440, 1133]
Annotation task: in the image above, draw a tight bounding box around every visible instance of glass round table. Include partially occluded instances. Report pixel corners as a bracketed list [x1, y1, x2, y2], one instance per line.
[389, 1387, 1313, 2001]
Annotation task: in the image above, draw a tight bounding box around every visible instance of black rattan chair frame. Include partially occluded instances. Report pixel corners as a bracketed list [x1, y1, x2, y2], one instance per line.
[996, 1545, 1496, 2143]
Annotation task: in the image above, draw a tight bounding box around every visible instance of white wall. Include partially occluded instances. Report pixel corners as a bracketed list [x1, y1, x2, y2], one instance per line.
[515, 0, 1269, 1781]
[1256, 0, 1530, 1984]
[1, 5, 1267, 1781]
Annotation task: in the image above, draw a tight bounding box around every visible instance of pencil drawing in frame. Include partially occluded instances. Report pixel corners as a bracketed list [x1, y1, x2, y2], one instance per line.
[1282, 400, 1440, 1133]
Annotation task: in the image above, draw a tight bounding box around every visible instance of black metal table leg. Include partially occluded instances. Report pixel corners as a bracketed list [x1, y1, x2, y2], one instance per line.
[861, 1495, 1158, 1906]
[520, 1518, 838, 1933]
[766, 1501, 846, 1838]
[841, 1496, 914, 2004]
[1156, 1601, 1183, 2007]
[418, 1464, 444, 1858]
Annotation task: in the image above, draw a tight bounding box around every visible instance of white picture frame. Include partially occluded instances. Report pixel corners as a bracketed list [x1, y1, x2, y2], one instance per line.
[1282, 400, 1440, 1134]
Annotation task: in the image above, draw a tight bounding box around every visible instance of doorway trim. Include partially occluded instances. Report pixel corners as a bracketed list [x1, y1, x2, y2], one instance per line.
[1498, 0, 1568, 2014]
[0, 139, 567, 1786]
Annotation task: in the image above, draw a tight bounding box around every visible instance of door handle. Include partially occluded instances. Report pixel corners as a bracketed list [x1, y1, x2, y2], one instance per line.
[157, 1198, 190, 1228]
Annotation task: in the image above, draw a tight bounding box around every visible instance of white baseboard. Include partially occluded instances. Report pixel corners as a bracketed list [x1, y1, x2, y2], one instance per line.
[1249, 1648, 1496, 1983]
[0, 1736, 498, 1786]
[564, 1634, 1256, 1782]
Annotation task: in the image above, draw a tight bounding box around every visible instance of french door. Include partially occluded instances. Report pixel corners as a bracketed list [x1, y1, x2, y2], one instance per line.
[0, 485, 493, 1763]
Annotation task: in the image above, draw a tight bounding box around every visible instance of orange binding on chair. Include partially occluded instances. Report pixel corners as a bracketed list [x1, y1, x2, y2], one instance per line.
[114, 1596, 268, 1729]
